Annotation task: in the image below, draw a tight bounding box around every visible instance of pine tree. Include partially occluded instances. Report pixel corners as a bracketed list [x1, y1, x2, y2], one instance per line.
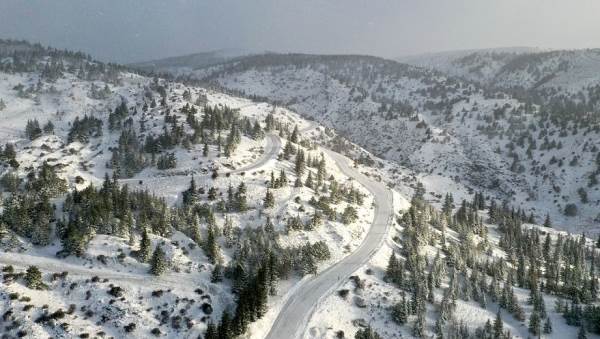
[544, 213, 552, 227]
[543, 317, 553, 334]
[24, 266, 45, 290]
[43, 121, 54, 134]
[203, 142, 209, 157]
[355, 325, 382, 339]
[290, 125, 299, 143]
[150, 245, 167, 276]
[434, 317, 444, 339]
[231, 262, 248, 294]
[138, 228, 152, 262]
[341, 206, 358, 224]
[390, 293, 408, 324]
[442, 193, 454, 215]
[25, 119, 42, 140]
[264, 189, 275, 209]
[295, 149, 305, 175]
[278, 169, 287, 186]
[205, 322, 218, 339]
[235, 182, 248, 211]
[412, 311, 426, 338]
[218, 311, 232, 339]
[528, 310, 541, 336]
[493, 310, 503, 339]
[191, 215, 202, 245]
[305, 172, 314, 189]
[211, 264, 224, 283]
[204, 223, 219, 263]
[578, 325, 587, 339]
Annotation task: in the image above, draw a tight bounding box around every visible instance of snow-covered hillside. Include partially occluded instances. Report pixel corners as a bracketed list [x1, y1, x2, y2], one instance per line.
[0, 40, 384, 338]
[401, 48, 600, 102]
[163, 53, 600, 234]
[1, 40, 599, 339]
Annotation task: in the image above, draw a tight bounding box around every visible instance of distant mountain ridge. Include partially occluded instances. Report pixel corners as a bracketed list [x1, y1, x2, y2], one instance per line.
[399, 46, 600, 94]
[129, 48, 258, 73]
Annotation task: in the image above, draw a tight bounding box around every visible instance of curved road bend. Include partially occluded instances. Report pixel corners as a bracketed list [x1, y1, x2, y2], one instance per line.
[266, 148, 394, 339]
[119, 133, 282, 185]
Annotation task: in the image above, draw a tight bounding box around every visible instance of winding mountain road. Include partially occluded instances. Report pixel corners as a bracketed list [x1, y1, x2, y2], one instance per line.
[233, 133, 281, 174]
[265, 148, 394, 339]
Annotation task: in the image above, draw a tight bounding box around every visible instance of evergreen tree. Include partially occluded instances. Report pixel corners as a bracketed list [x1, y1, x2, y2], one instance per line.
[341, 206, 358, 224]
[390, 293, 408, 324]
[578, 325, 587, 339]
[295, 149, 305, 175]
[218, 311, 232, 339]
[355, 325, 382, 339]
[43, 121, 54, 134]
[290, 125, 299, 143]
[25, 119, 42, 140]
[211, 264, 224, 283]
[150, 245, 167, 276]
[493, 310, 504, 339]
[543, 317, 553, 334]
[235, 182, 248, 211]
[24, 266, 45, 290]
[305, 172, 314, 189]
[528, 310, 541, 336]
[544, 213, 552, 227]
[442, 193, 454, 215]
[412, 311, 426, 338]
[203, 142, 209, 157]
[138, 228, 151, 262]
[204, 224, 220, 263]
[270, 171, 277, 188]
[264, 189, 275, 209]
[278, 169, 288, 186]
[205, 322, 218, 339]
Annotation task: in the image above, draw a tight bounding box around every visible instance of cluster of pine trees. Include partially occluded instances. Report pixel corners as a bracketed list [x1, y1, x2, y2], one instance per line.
[1, 162, 66, 245]
[24, 119, 54, 140]
[67, 115, 103, 144]
[382, 186, 600, 337]
[0, 39, 124, 83]
[0, 143, 18, 168]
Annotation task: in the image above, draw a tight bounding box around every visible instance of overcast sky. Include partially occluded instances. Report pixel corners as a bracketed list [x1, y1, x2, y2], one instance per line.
[1, 0, 599, 63]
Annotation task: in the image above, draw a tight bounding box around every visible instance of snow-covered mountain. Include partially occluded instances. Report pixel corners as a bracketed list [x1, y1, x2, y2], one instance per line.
[153, 53, 600, 233]
[400, 48, 600, 98]
[397, 48, 541, 82]
[1, 40, 599, 339]
[129, 48, 259, 75]
[0, 40, 380, 338]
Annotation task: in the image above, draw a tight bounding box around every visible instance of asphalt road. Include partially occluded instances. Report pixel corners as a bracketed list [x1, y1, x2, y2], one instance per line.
[265, 148, 394, 339]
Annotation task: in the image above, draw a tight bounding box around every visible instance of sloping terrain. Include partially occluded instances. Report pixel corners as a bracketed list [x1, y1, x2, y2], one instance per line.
[147, 53, 600, 233]
[0, 40, 388, 338]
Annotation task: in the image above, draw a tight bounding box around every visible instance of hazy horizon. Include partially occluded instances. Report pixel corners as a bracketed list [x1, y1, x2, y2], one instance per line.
[1, 0, 600, 63]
